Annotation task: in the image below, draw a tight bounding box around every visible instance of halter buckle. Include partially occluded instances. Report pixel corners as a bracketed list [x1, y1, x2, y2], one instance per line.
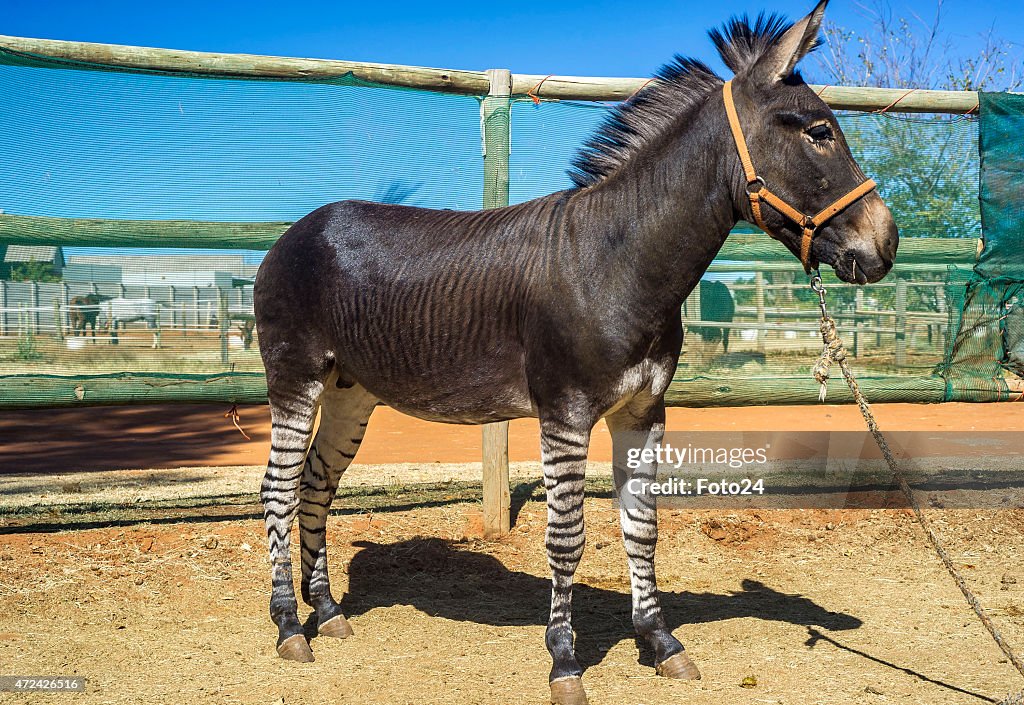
[744, 176, 766, 195]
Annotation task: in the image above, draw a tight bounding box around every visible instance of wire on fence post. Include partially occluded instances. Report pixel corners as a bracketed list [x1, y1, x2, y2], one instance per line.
[224, 404, 250, 440]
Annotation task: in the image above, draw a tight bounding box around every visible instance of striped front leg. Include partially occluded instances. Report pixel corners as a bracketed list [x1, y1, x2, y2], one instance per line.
[540, 419, 591, 705]
[608, 399, 700, 680]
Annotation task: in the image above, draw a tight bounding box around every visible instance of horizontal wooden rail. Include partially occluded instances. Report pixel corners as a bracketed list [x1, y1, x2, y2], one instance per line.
[0, 213, 289, 250]
[1, 372, 1010, 409]
[664, 374, 953, 406]
[0, 213, 981, 264]
[666, 373, 1024, 404]
[720, 233, 977, 264]
[0, 34, 491, 95]
[806, 84, 979, 114]
[0, 372, 267, 408]
[0, 34, 983, 112]
[511, 74, 982, 112]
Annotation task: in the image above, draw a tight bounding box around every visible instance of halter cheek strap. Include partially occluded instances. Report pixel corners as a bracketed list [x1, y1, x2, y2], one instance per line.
[722, 79, 877, 273]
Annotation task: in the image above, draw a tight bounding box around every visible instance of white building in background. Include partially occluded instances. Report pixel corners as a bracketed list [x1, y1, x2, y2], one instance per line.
[64, 254, 259, 289]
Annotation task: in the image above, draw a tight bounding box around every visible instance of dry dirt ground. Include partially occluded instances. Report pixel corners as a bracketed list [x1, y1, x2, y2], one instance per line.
[1, 496, 1023, 705]
[1, 403, 1024, 704]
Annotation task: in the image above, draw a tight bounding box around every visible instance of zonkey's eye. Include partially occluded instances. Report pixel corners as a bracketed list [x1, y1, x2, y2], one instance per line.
[807, 124, 834, 142]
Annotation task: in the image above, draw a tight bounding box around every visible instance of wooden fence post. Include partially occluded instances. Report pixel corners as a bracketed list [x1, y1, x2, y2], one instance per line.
[192, 286, 200, 330]
[61, 282, 69, 332]
[218, 288, 230, 365]
[681, 285, 700, 347]
[853, 288, 864, 358]
[754, 271, 766, 353]
[895, 277, 908, 367]
[481, 68, 512, 538]
[31, 281, 40, 333]
[169, 285, 178, 332]
[53, 300, 64, 342]
[0, 280, 7, 336]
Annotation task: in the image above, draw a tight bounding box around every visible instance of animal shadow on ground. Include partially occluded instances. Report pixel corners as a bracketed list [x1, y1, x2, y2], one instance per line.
[338, 537, 862, 673]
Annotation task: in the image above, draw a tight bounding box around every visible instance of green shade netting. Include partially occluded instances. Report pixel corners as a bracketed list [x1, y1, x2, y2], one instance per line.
[977, 92, 1024, 279]
[0, 47, 1013, 407]
[937, 92, 1024, 400]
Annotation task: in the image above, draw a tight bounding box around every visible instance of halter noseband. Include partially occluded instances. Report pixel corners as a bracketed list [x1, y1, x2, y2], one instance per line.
[722, 79, 877, 273]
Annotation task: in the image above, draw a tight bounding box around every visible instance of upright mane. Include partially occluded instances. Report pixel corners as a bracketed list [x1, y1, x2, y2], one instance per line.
[569, 12, 799, 189]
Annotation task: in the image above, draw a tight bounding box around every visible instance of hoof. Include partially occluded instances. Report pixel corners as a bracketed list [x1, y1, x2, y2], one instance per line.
[277, 634, 314, 663]
[318, 614, 354, 639]
[656, 652, 701, 680]
[550, 676, 589, 705]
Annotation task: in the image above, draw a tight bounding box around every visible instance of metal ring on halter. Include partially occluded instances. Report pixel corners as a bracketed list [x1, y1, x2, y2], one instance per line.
[744, 176, 767, 195]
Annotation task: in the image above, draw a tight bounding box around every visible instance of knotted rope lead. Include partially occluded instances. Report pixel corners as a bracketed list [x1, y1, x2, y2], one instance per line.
[809, 272, 1024, 705]
[812, 315, 844, 402]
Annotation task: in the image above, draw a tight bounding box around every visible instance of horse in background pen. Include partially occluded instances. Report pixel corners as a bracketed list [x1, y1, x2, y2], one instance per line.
[236, 318, 256, 350]
[684, 279, 737, 363]
[67, 293, 102, 341]
[102, 297, 161, 348]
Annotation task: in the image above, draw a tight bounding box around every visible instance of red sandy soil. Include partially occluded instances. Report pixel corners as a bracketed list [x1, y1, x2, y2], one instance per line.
[1, 401, 1021, 474]
[2, 406, 1023, 705]
[1, 501, 1022, 705]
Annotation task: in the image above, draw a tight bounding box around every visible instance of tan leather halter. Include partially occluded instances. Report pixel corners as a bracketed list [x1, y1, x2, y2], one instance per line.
[722, 79, 878, 273]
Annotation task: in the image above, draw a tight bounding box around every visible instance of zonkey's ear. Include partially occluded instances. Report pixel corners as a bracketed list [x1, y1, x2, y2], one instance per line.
[750, 0, 827, 83]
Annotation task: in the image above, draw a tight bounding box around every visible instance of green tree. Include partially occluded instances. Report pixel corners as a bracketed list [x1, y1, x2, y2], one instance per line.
[9, 258, 59, 282]
[811, 0, 1021, 238]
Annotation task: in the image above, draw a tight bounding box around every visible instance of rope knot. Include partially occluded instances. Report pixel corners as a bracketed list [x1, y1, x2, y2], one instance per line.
[813, 315, 847, 401]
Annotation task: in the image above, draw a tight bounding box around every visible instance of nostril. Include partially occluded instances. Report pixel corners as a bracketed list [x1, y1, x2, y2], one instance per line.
[863, 197, 899, 264]
[876, 220, 899, 263]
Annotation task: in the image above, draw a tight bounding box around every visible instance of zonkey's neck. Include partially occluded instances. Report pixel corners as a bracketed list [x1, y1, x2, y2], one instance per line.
[569, 90, 740, 322]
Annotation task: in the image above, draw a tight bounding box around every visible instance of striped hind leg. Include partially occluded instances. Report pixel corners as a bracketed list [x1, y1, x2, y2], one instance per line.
[261, 379, 323, 663]
[298, 381, 378, 640]
[540, 417, 592, 705]
[607, 397, 700, 680]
